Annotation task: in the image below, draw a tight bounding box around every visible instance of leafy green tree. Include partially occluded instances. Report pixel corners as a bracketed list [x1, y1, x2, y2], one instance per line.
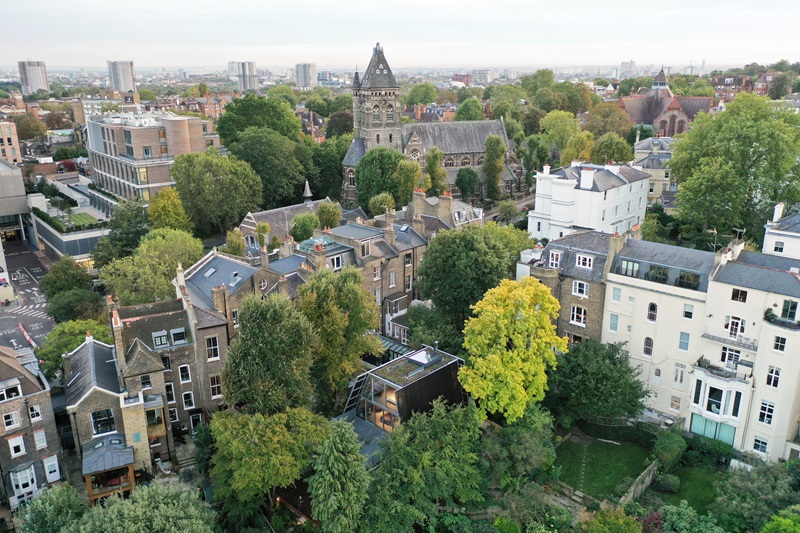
[586, 102, 633, 138]
[312, 133, 352, 199]
[579, 508, 642, 533]
[676, 156, 746, 233]
[769, 73, 793, 100]
[267, 85, 298, 107]
[37, 319, 112, 380]
[455, 167, 479, 199]
[498, 200, 520, 224]
[217, 93, 301, 144]
[326, 109, 354, 137]
[40, 256, 91, 299]
[662, 500, 725, 533]
[546, 340, 647, 427]
[484, 134, 506, 200]
[516, 135, 550, 187]
[138, 88, 157, 99]
[392, 159, 421, 206]
[66, 483, 217, 533]
[308, 420, 370, 533]
[223, 294, 316, 414]
[147, 187, 193, 232]
[406, 303, 463, 355]
[653, 430, 688, 473]
[762, 505, 800, 533]
[618, 77, 653, 97]
[329, 94, 353, 114]
[628, 124, 654, 145]
[17, 483, 88, 533]
[171, 148, 262, 236]
[47, 288, 104, 323]
[461, 278, 566, 422]
[553, 82, 593, 115]
[368, 192, 395, 216]
[533, 88, 568, 113]
[590, 132, 633, 164]
[296, 268, 381, 413]
[12, 114, 47, 140]
[305, 94, 329, 117]
[362, 401, 483, 532]
[53, 147, 88, 160]
[521, 69, 556, 96]
[424, 147, 447, 196]
[193, 421, 215, 477]
[355, 146, 404, 212]
[91, 199, 150, 268]
[316, 202, 342, 229]
[289, 213, 319, 242]
[561, 131, 594, 165]
[641, 212, 667, 243]
[455, 98, 483, 121]
[225, 228, 246, 256]
[522, 107, 546, 136]
[404, 83, 437, 105]
[540, 110, 580, 152]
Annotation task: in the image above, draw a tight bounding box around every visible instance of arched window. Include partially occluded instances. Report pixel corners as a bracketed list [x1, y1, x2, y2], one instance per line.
[376, 133, 380, 144]
[461, 157, 471, 166]
[389, 133, 393, 144]
[660, 120, 667, 134]
[644, 337, 654, 356]
[477, 156, 485, 166]
[347, 169, 355, 187]
[372, 105, 380, 123]
[677, 120, 685, 134]
[410, 149, 420, 161]
[444, 158, 455, 168]
[668, 115, 676, 136]
[386, 105, 394, 122]
[647, 303, 658, 322]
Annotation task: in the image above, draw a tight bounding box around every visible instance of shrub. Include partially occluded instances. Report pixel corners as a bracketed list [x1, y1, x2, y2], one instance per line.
[614, 476, 635, 499]
[651, 473, 680, 494]
[494, 515, 523, 533]
[622, 501, 648, 519]
[653, 430, 687, 473]
[683, 435, 734, 467]
[585, 501, 601, 513]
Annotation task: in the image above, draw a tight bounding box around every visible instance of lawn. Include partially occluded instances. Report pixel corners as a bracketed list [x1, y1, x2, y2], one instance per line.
[556, 439, 650, 499]
[661, 466, 725, 515]
[69, 212, 97, 225]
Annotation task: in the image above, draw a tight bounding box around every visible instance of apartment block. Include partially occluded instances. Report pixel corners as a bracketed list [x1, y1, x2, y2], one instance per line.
[107, 61, 137, 94]
[295, 63, 317, 88]
[0, 122, 21, 164]
[17, 61, 49, 96]
[235, 61, 258, 92]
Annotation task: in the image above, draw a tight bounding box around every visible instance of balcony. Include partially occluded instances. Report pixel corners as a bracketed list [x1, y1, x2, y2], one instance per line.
[700, 331, 758, 352]
[117, 153, 174, 165]
[764, 309, 800, 330]
[694, 356, 751, 383]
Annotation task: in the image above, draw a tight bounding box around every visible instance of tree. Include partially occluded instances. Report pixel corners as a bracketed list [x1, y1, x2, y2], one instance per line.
[225, 228, 246, 256]
[326, 110, 354, 137]
[640, 212, 667, 242]
[676, 156, 746, 234]
[522, 107, 546, 136]
[762, 505, 800, 533]
[296, 268, 381, 413]
[628, 125, 654, 146]
[305, 94, 329, 117]
[484, 134, 506, 201]
[586, 103, 633, 138]
[66, 483, 217, 533]
[561, 131, 594, 165]
[267, 85, 298, 107]
[308, 420, 370, 533]
[137, 88, 156, 99]
[456, 167, 479, 200]
[460, 278, 566, 422]
[590, 132, 633, 164]
[661, 500, 725, 533]
[521, 69, 556, 96]
[368, 192, 395, 216]
[424, 147, 447, 196]
[546, 340, 647, 426]
[288, 212, 318, 242]
[457, 87, 484, 102]
[392, 159, 422, 206]
[17, 484, 88, 533]
[216, 93, 301, 144]
[44, 112, 72, 130]
[553, 82, 593, 115]
[533, 88, 568, 113]
[406, 303, 463, 355]
[362, 401, 483, 532]
[148, 187, 193, 233]
[91, 199, 150, 268]
[312, 134, 352, 199]
[47, 288, 104, 323]
[53, 147, 88, 160]
[171, 149, 262, 236]
[317, 202, 342, 229]
[670, 93, 800, 241]
[517, 135, 550, 187]
[355, 147, 404, 211]
[405, 83, 437, 105]
[211, 409, 329, 520]
[37, 319, 113, 380]
[193, 421, 215, 477]
[769, 73, 793, 100]
[455, 98, 483, 121]
[579, 508, 642, 533]
[329, 94, 353, 114]
[223, 294, 316, 414]
[40, 256, 91, 299]
[12, 114, 47, 140]
[540, 110, 580, 151]
[498, 200, 520, 224]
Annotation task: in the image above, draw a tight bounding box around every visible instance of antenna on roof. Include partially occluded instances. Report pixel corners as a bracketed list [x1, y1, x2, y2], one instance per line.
[732, 227, 746, 240]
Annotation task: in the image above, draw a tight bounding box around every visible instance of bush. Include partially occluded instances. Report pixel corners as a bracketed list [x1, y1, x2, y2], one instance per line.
[682, 435, 734, 467]
[494, 515, 523, 533]
[653, 430, 686, 473]
[613, 476, 635, 499]
[585, 501, 601, 513]
[622, 501, 647, 519]
[651, 473, 680, 494]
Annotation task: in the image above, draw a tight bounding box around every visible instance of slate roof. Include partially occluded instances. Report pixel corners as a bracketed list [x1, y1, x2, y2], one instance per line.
[622, 90, 712, 125]
[771, 213, 800, 234]
[635, 153, 672, 170]
[392, 223, 427, 250]
[65, 339, 121, 407]
[402, 120, 509, 154]
[194, 305, 228, 329]
[715, 260, 800, 298]
[0, 347, 45, 396]
[634, 137, 675, 152]
[240, 198, 333, 244]
[549, 164, 650, 192]
[359, 43, 398, 89]
[82, 434, 135, 476]
[541, 231, 613, 284]
[342, 137, 366, 167]
[342, 207, 368, 224]
[117, 300, 191, 352]
[329, 224, 383, 241]
[270, 254, 316, 275]
[185, 253, 259, 310]
[122, 339, 167, 378]
[617, 239, 716, 273]
[117, 299, 183, 320]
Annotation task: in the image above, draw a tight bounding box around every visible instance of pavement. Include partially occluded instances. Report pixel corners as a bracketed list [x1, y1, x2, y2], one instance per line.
[0, 240, 55, 350]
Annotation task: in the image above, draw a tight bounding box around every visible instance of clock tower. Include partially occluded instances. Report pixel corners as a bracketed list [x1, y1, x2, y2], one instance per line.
[352, 43, 402, 152]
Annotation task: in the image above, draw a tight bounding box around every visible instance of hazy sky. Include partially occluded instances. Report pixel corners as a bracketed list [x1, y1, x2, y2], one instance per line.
[4, 0, 798, 70]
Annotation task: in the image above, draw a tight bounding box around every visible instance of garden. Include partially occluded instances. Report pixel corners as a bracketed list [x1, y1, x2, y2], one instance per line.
[555, 438, 650, 500]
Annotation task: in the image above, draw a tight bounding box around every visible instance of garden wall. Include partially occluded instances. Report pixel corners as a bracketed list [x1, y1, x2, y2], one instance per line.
[618, 460, 659, 506]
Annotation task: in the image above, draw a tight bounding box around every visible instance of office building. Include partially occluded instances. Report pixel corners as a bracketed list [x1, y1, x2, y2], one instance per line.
[107, 61, 137, 94]
[17, 61, 49, 96]
[235, 61, 258, 92]
[295, 63, 317, 88]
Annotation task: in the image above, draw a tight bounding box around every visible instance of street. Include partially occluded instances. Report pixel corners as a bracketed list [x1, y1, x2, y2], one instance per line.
[1, 240, 54, 350]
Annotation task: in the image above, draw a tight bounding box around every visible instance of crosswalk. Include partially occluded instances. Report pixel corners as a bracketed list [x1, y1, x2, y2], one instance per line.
[13, 304, 50, 320]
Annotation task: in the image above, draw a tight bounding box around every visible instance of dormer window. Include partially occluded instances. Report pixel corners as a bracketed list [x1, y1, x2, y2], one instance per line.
[331, 256, 342, 272]
[361, 240, 371, 257]
[576, 254, 593, 268]
[0, 385, 21, 402]
[153, 331, 168, 348]
[171, 328, 187, 344]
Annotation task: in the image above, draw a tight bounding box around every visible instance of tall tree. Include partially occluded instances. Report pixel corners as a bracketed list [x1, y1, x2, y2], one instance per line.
[267, 85, 298, 107]
[424, 147, 447, 196]
[762, 505, 800, 533]
[316, 202, 342, 229]
[661, 500, 725, 533]
[540, 110, 581, 152]
[312, 133, 352, 199]
[484, 134, 506, 201]
[328, 94, 353, 114]
[223, 294, 316, 414]
[517, 135, 550, 187]
[460, 278, 566, 422]
[455, 167, 479, 200]
[355, 146, 404, 211]
[521, 107, 546, 136]
[296, 268, 381, 413]
[586, 102, 633, 138]
[769, 73, 793, 100]
[368, 192, 395, 216]
[40, 256, 92, 299]
[561, 131, 594, 165]
[17, 484, 88, 533]
[216, 93, 301, 144]
[676, 156, 747, 233]
[147, 187, 193, 233]
[404, 83, 437, 105]
[12, 114, 47, 140]
[533, 88, 569, 113]
[521, 69, 556, 96]
[455, 98, 483, 121]
[171, 148, 262, 236]
[590, 132, 633, 163]
[225, 228, 246, 256]
[392, 159, 422, 206]
[325, 110, 354, 137]
[37, 319, 112, 381]
[47, 289, 104, 324]
[91, 199, 150, 268]
[308, 420, 370, 533]
[289, 213, 319, 242]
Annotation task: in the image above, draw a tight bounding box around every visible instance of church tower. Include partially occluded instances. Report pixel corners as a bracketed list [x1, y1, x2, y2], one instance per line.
[352, 43, 402, 152]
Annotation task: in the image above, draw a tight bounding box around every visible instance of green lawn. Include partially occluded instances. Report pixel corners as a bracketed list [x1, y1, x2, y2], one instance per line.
[555, 440, 650, 499]
[69, 212, 97, 225]
[662, 466, 725, 515]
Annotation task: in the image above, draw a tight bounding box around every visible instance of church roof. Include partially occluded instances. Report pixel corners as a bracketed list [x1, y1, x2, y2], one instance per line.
[342, 137, 366, 167]
[653, 69, 668, 84]
[621, 92, 712, 125]
[360, 43, 397, 89]
[402, 120, 509, 154]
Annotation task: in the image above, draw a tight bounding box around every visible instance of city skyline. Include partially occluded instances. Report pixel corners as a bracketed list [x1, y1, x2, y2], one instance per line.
[2, 0, 798, 70]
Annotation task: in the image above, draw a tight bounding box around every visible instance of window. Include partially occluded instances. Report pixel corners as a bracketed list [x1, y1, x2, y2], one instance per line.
[153, 331, 168, 348]
[179, 365, 191, 383]
[0, 386, 21, 401]
[29, 405, 41, 421]
[477, 157, 484, 165]
[372, 105, 380, 122]
[570, 306, 587, 326]
[183, 392, 195, 409]
[348, 170, 355, 187]
[140, 375, 152, 390]
[9, 436, 25, 458]
[232, 309, 239, 328]
[210, 376, 222, 398]
[754, 437, 768, 454]
[461, 157, 471, 166]
[643, 337, 654, 356]
[759, 401, 775, 425]
[731, 288, 748, 302]
[169, 408, 178, 423]
[576, 255, 593, 268]
[647, 302, 658, 322]
[774, 336, 787, 351]
[609, 314, 619, 332]
[601, 209, 605, 221]
[572, 281, 589, 297]
[386, 105, 394, 122]
[373, 288, 381, 305]
[678, 332, 690, 351]
[410, 149, 420, 161]
[361, 240, 371, 257]
[781, 300, 798, 320]
[444, 158, 455, 168]
[670, 396, 681, 411]
[44, 455, 59, 483]
[171, 328, 187, 344]
[673, 363, 685, 386]
[677, 271, 700, 290]
[91, 409, 116, 435]
[389, 270, 396, 288]
[3, 411, 19, 429]
[161, 356, 171, 371]
[683, 304, 694, 319]
[725, 316, 745, 337]
[612, 287, 621, 302]
[206, 337, 219, 360]
[721, 347, 741, 369]
[767, 366, 781, 388]
[143, 146, 152, 158]
[405, 274, 412, 292]
[372, 266, 380, 281]
[331, 256, 342, 271]
[567, 333, 583, 344]
[774, 241, 784, 253]
[647, 266, 668, 284]
[165, 383, 175, 404]
[34, 430, 46, 450]
[620, 260, 639, 277]
[405, 253, 412, 267]
[549, 251, 561, 268]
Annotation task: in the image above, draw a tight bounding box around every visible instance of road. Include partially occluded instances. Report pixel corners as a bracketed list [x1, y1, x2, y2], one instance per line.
[0, 240, 54, 350]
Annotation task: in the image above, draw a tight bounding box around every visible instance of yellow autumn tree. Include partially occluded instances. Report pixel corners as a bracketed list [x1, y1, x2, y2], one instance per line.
[460, 277, 567, 422]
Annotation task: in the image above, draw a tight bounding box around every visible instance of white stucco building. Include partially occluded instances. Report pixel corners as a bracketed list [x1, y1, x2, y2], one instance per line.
[763, 202, 800, 261]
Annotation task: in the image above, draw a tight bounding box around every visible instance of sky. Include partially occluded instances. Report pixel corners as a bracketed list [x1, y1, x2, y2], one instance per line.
[3, 0, 799, 71]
